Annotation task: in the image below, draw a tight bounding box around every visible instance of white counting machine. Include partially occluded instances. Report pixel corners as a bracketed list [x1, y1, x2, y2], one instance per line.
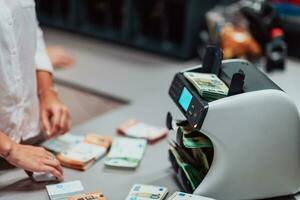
[166, 47, 300, 200]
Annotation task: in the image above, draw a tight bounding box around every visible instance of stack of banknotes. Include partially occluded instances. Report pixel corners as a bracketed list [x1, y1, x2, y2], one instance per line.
[117, 119, 168, 143]
[42, 133, 112, 170]
[69, 192, 106, 200]
[184, 72, 228, 101]
[46, 180, 84, 200]
[105, 137, 147, 168]
[125, 184, 168, 200]
[169, 122, 213, 192]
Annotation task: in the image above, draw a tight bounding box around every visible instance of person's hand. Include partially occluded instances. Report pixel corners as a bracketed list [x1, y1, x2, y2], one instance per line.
[47, 46, 75, 69]
[39, 89, 71, 138]
[6, 142, 63, 181]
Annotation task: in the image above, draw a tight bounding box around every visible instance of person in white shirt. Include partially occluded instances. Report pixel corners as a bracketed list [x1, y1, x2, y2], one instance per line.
[0, 0, 71, 181]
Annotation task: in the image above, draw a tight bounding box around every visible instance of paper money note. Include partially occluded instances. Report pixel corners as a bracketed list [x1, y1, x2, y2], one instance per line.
[84, 134, 112, 149]
[42, 134, 84, 153]
[191, 148, 210, 174]
[59, 134, 85, 144]
[68, 192, 106, 200]
[125, 184, 168, 200]
[105, 138, 147, 168]
[167, 192, 215, 200]
[58, 143, 107, 163]
[169, 147, 203, 191]
[31, 172, 58, 182]
[57, 142, 107, 170]
[46, 180, 84, 200]
[177, 125, 212, 149]
[182, 134, 212, 149]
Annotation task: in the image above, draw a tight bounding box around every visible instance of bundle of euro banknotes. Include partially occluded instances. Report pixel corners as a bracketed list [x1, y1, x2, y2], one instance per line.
[117, 119, 168, 143]
[184, 72, 228, 101]
[105, 137, 147, 168]
[46, 180, 84, 200]
[42, 133, 112, 171]
[125, 184, 168, 200]
[169, 122, 213, 192]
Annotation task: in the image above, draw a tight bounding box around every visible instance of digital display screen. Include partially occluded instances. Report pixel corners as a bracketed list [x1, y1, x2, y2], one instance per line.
[178, 87, 192, 112]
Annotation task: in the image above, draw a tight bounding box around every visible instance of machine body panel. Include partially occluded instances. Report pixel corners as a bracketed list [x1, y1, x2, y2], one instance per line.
[196, 89, 300, 199]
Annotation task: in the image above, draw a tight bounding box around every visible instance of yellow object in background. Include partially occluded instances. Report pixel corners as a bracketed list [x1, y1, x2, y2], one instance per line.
[221, 24, 262, 59]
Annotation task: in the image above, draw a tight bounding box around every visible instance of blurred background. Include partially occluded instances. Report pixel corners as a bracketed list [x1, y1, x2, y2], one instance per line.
[36, 0, 300, 60]
[36, 0, 300, 125]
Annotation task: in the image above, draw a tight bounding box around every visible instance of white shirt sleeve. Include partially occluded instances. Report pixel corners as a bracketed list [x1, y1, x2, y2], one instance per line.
[35, 26, 53, 72]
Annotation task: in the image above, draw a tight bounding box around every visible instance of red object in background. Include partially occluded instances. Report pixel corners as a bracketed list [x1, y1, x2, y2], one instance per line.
[269, 0, 300, 6]
[271, 28, 284, 38]
[289, 0, 300, 6]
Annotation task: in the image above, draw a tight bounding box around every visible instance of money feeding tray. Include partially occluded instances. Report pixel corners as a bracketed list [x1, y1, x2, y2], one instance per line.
[166, 46, 300, 199]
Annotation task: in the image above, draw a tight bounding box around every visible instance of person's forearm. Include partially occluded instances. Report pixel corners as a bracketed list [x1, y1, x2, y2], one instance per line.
[0, 132, 14, 158]
[36, 71, 57, 97]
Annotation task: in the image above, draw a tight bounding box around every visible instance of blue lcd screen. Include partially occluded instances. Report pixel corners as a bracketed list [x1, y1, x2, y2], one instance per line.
[178, 87, 192, 111]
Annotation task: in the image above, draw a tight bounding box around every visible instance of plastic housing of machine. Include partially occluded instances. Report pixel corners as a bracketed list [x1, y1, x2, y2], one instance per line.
[168, 56, 300, 199]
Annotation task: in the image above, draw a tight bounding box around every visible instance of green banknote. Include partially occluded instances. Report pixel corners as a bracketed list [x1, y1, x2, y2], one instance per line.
[171, 139, 210, 173]
[170, 147, 203, 191]
[184, 72, 228, 100]
[183, 134, 212, 149]
[171, 141, 199, 168]
[178, 126, 212, 149]
[192, 148, 210, 174]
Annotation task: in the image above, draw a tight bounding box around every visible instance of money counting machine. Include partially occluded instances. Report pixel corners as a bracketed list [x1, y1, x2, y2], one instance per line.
[166, 46, 300, 200]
